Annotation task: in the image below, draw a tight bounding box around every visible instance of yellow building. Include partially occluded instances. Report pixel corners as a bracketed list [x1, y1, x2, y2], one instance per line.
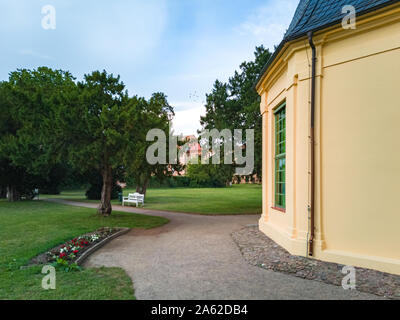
[256, 0, 400, 275]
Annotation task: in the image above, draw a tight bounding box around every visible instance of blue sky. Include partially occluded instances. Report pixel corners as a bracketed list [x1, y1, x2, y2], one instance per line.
[0, 0, 298, 135]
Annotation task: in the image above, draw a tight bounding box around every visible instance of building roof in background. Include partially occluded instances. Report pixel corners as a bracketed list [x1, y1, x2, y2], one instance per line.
[256, 0, 400, 88]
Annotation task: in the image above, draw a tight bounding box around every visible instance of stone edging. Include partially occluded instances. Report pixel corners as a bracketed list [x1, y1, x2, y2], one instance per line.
[232, 225, 400, 299]
[75, 228, 130, 266]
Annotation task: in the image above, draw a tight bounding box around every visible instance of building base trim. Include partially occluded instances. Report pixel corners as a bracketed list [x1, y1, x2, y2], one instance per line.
[259, 218, 400, 276]
[259, 218, 308, 257]
[315, 248, 400, 276]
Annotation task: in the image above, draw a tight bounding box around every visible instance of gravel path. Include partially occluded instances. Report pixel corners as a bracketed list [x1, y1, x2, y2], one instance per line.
[232, 225, 399, 299]
[48, 199, 381, 300]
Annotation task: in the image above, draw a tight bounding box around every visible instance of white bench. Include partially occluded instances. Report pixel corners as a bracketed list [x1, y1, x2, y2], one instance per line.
[122, 193, 144, 207]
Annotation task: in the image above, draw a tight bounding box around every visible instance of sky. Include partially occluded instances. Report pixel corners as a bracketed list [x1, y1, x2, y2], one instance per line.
[0, 0, 299, 135]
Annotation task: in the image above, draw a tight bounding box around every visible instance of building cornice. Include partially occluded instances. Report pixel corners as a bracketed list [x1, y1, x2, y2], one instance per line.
[256, 2, 400, 95]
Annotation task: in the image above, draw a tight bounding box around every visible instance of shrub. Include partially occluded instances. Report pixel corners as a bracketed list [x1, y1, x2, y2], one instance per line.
[85, 172, 121, 200]
[85, 183, 121, 200]
[127, 176, 191, 189]
[186, 164, 233, 188]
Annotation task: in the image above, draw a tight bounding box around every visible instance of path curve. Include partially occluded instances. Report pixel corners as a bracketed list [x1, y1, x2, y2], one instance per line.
[48, 199, 380, 300]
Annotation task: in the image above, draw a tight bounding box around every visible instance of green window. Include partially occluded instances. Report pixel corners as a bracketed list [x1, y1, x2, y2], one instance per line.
[274, 102, 286, 209]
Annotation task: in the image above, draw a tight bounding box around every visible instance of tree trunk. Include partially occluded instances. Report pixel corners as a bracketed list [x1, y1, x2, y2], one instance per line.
[142, 178, 149, 196]
[0, 186, 6, 199]
[98, 167, 113, 216]
[136, 178, 149, 196]
[7, 185, 20, 202]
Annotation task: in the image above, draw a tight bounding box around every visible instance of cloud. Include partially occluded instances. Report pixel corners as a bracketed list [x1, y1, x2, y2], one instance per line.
[167, 1, 299, 135]
[0, 0, 299, 137]
[171, 102, 206, 136]
[235, 0, 299, 50]
[19, 49, 53, 60]
[79, 0, 168, 64]
[0, 0, 36, 31]
[171, 101, 204, 112]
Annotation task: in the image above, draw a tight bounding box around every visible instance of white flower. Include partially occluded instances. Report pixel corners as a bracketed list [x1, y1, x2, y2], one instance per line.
[90, 234, 100, 241]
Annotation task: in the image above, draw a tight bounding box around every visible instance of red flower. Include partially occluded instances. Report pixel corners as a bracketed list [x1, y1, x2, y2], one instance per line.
[59, 252, 66, 258]
[73, 250, 78, 254]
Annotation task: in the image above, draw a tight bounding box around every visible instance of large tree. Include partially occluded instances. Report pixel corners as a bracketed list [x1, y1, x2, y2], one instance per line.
[0, 67, 176, 211]
[200, 46, 272, 179]
[0, 81, 20, 200]
[0, 68, 75, 200]
[57, 70, 175, 215]
[56, 70, 135, 215]
[124, 92, 179, 196]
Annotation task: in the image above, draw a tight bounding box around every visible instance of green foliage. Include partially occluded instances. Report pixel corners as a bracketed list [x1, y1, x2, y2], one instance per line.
[0, 68, 76, 200]
[50, 184, 262, 215]
[39, 164, 69, 195]
[200, 46, 272, 179]
[123, 92, 181, 195]
[164, 176, 191, 188]
[55, 70, 177, 213]
[85, 170, 122, 200]
[59, 70, 128, 173]
[0, 67, 176, 212]
[4, 68, 76, 176]
[134, 176, 191, 189]
[0, 200, 167, 299]
[124, 184, 262, 215]
[186, 164, 233, 188]
[53, 259, 82, 273]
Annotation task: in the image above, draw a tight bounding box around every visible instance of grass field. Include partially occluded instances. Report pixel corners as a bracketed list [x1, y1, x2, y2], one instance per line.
[0, 200, 168, 300]
[46, 184, 262, 215]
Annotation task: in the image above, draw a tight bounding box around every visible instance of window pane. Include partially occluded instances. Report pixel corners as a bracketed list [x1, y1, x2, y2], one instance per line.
[275, 103, 286, 209]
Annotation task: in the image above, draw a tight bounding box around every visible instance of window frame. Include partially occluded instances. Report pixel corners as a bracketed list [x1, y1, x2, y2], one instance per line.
[273, 102, 286, 211]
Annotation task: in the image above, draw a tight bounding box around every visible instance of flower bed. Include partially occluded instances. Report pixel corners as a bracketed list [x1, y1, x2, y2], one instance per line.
[50, 232, 103, 263]
[30, 227, 128, 271]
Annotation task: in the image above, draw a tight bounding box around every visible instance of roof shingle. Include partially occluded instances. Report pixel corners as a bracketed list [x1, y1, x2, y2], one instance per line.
[256, 0, 400, 87]
[284, 0, 398, 41]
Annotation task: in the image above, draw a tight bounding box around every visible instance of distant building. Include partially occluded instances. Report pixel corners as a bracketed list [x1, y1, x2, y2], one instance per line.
[179, 135, 202, 165]
[173, 135, 202, 176]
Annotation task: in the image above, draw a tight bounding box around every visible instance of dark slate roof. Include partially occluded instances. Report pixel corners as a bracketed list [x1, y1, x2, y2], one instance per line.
[284, 0, 398, 40]
[256, 0, 400, 88]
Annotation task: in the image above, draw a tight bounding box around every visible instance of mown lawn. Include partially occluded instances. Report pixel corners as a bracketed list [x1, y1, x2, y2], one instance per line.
[46, 184, 262, 215]
[0, 200, 168, 300]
